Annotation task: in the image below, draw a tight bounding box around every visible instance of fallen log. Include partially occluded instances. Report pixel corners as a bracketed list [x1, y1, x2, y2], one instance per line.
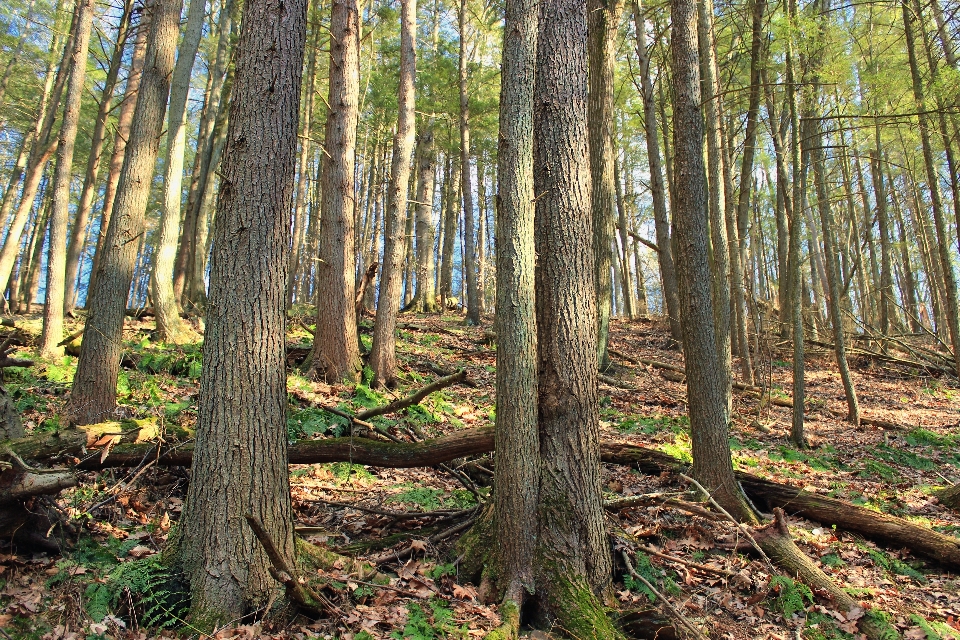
[5, 426, 960, 571]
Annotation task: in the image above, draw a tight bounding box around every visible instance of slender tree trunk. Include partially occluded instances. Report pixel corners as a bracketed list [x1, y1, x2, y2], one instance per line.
[308, 0, 362, 382]
[370, 0, 416, 387]
[175, 0, 307, 616]
[672, 0, 753, 518]
[532, 0, 614, 628]
[414, 124, 438, 312]
[65, 0, 182, 425]
[64, 0, 134, 314]
[903, 0, 960, 377]
[20, 196, 52, 314]
[459, 0, 480, 325]
[631, 0, 682, 342]
[151, 0, 208, 342]
[890, 176, 921, 332]
[587, 0, 623, 368]
[613, 150, 634, 319]
[89, 6, 151, 301]
[439, 155, 458, 310]
[40, 0, 97, 357]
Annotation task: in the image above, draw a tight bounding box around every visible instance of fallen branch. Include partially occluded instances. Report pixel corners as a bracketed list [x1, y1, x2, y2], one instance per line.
[355, 370, 467, 421]
[622, 550, 706, 640]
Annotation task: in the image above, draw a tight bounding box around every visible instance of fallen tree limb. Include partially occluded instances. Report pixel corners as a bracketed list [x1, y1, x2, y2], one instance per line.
[6, 426, 960, 571]
[354, 370, 466, 421]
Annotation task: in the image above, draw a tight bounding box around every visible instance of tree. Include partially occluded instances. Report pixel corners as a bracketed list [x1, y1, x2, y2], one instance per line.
[174, 0, 308, 615]
[459, 0, 480, 325]
[309, 0, 362, 383]
[39, 0, 96, 357]
[370, 0, 417, 388]
[151, 0, 207, 343]
[587, 0, 623, 368]
[64, 0, 182, 425]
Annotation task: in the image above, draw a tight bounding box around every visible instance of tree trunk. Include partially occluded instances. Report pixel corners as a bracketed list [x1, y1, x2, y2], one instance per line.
[439, 154, 459, 311]
[631, 0, 682, 343]
[64, 0, 134, 314]
[414, 124, 438, 312]
[671, 0, 752, 519]
[88, 6, 152, 301]
[65, 0, 182, 425]
[613, 149, 634, 319]
[311, 0, 362, 383]
[903, 0, 960, 378]
[587, 0, 622, 368]
[39, 0, 97, 357]
[175, 0, 307, 617]
[151, 0, 207, 343]
[492, 0, 539, 607]
[370, 0, 417, 387]
[459, 0, 480, 326]
[531, 0, 614, 630]
[19, 194, 52, 314]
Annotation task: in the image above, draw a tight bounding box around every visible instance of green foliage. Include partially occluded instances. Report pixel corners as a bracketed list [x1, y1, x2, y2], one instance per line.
[863, 546, 926, 582]
[616, 413, 688, 435]
[623, 552, 680, 602]
[769, 575, 813, 619]
[862, 459, 899, 481]
[287, 406, 348, 441]
[135, 342, 203, 378]
[803, 611, 855, 640]
[98, 557, 189, 628]
[659, 432, 692, 463]
[820, 553, 846, 568]
[354, 384, 386, 408]
[389, 486, 477, 511]
[871, 444, 935, 471]
[391, 599, 466, 640]
[327, 462, 376, 484]
[906, 429, 957, 448]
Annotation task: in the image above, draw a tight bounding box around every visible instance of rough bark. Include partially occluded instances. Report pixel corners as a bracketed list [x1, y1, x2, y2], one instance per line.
[39, 0, 96, 357]
[311, 0, 362, 383]
[64, 0, 181, 425]
[413, 125, 438, 313]
[532, 0, 615, 631]
[174, 0, 307, 617]
[439, 155, 459, 311]
[492, 0, 539, 606]
[370, 0, 416, 387]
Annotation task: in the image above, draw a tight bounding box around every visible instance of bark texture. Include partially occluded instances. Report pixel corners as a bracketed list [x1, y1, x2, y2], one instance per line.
[370, 0, 416, 387]
[311, 0, 362, 383]
[175, 0, 307, 617]
[532, 0, 614, 631]
[65, 0, 181, 424]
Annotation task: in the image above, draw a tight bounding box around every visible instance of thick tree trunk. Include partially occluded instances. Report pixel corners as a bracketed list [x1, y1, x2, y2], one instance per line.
[311, 0, 362, 383]
[459, 0, 480, 326]
[151, 0, 207, 343]
[39, 0, 97, 357]
[65, 0, 181, 425]
[491, 0, 539, 608]
[531, 0, 614, 631]
[588, 0, 622, 368]
[175, 0, 307, 617]
[632, 0, 682, 343]
[370, 0, 417, 387]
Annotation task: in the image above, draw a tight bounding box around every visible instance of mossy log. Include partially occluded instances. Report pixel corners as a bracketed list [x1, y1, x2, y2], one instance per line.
[5, 426, 960, 572]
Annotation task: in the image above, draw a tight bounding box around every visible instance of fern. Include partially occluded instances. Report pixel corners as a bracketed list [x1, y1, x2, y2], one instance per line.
[770, 575, 813, 619]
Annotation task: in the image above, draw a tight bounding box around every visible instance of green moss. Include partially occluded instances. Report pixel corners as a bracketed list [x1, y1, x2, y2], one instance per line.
[485, 600, 520, 640]
[546, 576, 621, 640]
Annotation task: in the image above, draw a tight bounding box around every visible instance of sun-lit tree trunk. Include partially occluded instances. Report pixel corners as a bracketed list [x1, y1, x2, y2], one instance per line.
[439, 154, 458, 311]
[65, 0, 182, 425]
[151, 0, 208, 343]
[39, 0, 97, 357]
[88, 5, 151, 300]
[413, 124, 438, 312]
[20, 195, 52, 314]
[631, 0, 681, 342]
[613, 150, 634, 319]
[175, 0, 307, 617]
[459, 0, 480, 325]
[370, 0, 416, 387]
[64, 0, 133, 314]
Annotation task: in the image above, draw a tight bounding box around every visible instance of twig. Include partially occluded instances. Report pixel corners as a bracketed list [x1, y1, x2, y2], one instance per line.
[638, 544, 736, 577]
[372, 515, 477, 565]
[355, 370, 467, 420]
[622, 550, 707, 640]
[680, 474, 772, 566]
[314, 497, 465, 521]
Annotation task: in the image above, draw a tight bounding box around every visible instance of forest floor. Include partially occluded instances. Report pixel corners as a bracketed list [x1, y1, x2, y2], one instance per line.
[1, 310, 960, 640]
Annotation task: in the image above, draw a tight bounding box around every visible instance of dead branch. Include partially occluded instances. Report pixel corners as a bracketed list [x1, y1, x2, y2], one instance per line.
[354, 370, 467, 420]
